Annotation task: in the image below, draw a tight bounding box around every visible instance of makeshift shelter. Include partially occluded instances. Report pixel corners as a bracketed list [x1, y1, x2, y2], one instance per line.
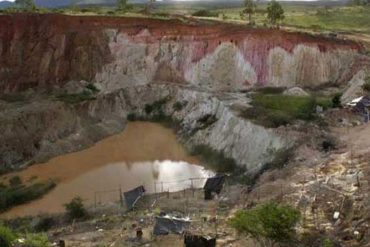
[184, 234, 216, 247]
[153, 215, 190, 235]
[203, 175, 225, 200]
[123, 185, 145, 210]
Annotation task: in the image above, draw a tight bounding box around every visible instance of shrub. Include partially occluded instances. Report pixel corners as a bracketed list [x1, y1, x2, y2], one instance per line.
[230, 202, 300, 246]
[0, 224, 16, 247]
[9, 176, 22, 187]
[64, 197, 87, 220]
[0, 93, 26, 102]
[0, 180, 56, 212]
[56, 90, 96, 104]
[331, 93, 342, 108]
[189, 145, 236, 172]
[86, 83, 99, 93]
[33, 216, 55, 232]
[300, 231, 338, 247]
[127, 113, 136, 121]
[173, 101, 188, 111]
[256, 87, 286, 94]
[322, 137, 336, 152]
[192, 9, 218, 17]
[363, 77, 370, 92]
[24, 233, 51, 247]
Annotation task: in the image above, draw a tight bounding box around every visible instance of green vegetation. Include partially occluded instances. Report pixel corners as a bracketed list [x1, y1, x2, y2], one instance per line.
[331, 92, 342, 108]
[300, 231, 337, 247]
[0, 93, 26, 103]
[362, 76, 370, 92]
[267, 0, 285, 26]
[230, 202, 300, 246]
[192, 9, 218, 17]
[241, 0, 257, 24]
[241, 93, 332, 128]
[24, 233, 51, 247]
[189, 145, 236, 173]
[56, 84, 99, 104]
[64, 197, 87, 220]
[0, 223, 52, 247]
[57, 90, 96, 104]
[0, 224, 16, 247]
[0, 178, 56, 212]
[15, 0, 36, 11]
[143, 98, 172, 122]
[172, 101, 188, 111]
[283, 5, 370, 34]
[1, 1, 368, 35]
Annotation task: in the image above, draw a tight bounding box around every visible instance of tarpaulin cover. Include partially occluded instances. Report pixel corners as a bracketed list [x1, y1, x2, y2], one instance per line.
[355, 96, 370, 114]
[123, 185, 145, 210]
[153, 216, 190, 235]
[204, 175, 225, 194]
[184, 234, 216, 247]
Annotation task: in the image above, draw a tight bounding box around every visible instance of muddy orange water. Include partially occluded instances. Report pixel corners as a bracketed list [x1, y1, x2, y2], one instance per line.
[1, 122, 213, 218]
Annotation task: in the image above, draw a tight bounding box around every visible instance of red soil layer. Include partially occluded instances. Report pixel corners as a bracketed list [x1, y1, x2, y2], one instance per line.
[0, 13, 364, 92]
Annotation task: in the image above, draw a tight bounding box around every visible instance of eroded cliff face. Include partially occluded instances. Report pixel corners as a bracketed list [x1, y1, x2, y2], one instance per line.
[0, 14, 367, 93]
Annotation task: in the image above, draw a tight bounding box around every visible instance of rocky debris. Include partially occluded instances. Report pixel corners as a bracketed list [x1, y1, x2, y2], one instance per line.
[283, 87, 309, 96]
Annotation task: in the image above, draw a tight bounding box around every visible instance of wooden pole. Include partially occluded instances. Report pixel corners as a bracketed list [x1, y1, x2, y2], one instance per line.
[119, 187, 123, 208]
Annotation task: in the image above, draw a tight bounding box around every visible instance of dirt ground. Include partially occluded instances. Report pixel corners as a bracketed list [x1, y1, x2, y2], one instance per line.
[6, 108, 370, 247]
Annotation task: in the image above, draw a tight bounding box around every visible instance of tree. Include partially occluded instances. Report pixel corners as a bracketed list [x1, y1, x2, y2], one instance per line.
[242, 0, 257, 24]
[117, 0, 127, 11]
[267, 0, 284, 27]
[64, 197, 87, 220]
[230, 202, 300, 247]
[146, 0, 155, 14]
[15, 0, 36, 11]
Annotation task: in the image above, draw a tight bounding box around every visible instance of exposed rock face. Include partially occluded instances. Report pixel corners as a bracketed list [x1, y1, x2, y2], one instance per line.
[0, 14, 369, 175]
[0, 14, 367, 93]
[0, 85, 288, 175]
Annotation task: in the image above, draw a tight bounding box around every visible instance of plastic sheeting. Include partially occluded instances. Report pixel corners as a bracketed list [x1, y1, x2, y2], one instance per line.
[203, 175, 225, 200]
[123, 185, 145, 210]
[184, 234, 216, 247]
[153, 216, 190, 235]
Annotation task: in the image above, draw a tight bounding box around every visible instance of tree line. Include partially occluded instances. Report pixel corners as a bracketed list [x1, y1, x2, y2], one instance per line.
[13, 0, 156, 12]
[242, 0, 285, 27]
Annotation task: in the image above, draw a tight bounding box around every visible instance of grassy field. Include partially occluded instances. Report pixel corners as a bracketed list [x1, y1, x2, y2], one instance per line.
[1, 1, 369, 36]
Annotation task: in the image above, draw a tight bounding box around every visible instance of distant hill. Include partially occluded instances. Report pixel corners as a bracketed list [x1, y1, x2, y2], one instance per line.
[0, 0, 350, 9]
[0, 1, 14, 8]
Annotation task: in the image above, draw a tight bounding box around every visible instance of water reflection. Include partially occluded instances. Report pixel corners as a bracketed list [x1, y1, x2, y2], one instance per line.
[1, 122, 213, 218]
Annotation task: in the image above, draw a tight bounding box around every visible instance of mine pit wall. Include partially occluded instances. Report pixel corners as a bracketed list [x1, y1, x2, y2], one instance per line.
[0, 14, 367, 93]
[0, 14, 368, 175]
[0, 85, 288, 175]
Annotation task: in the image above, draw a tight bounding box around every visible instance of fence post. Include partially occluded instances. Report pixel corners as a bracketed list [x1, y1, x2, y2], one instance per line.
[191, 179, 195, 197]
[119, 187, 123, 208]
[94, 192, 97, 210]
[154, 182, 157, 199]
